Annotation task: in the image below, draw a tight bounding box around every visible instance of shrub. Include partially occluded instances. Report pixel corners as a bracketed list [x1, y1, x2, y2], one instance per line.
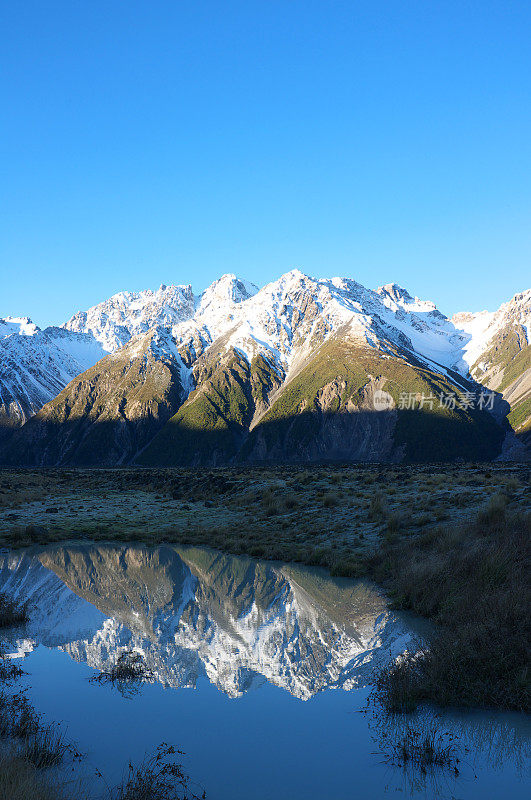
[90, 651, 153, 698]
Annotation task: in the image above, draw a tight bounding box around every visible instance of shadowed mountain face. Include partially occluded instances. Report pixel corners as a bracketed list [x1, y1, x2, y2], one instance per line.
[138, 337, 506, 465]
[0, 321, 106, 444]
[1, 331, 187, 466]
[0, 545, 423, 699]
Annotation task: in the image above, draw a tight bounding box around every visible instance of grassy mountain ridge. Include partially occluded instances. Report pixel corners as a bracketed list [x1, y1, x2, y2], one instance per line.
[471, 323, 531, 442]
[139, 334, 504, 465]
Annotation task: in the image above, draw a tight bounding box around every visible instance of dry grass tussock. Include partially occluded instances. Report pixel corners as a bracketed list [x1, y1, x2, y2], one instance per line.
[0, 690, 71, 767]
[109, 743, 206, 800]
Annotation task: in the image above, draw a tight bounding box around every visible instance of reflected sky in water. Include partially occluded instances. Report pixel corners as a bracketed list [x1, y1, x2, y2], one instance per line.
[0, 544, 529, 799]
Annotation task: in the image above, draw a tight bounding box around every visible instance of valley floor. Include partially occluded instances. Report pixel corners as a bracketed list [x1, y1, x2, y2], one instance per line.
[0, 463, 527, 570]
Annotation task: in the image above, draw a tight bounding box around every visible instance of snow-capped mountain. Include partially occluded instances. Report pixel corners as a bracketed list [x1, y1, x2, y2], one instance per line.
[0, 318, 105, 438]
[452, 289, 531, 372]
[1, 271, 529, 464]
[62, 271, 472, 382]
[451, 289, 531, 444]
[0, 544, 423, 699]
[59, 270, 508, 390]
[64, 283, 197, 352]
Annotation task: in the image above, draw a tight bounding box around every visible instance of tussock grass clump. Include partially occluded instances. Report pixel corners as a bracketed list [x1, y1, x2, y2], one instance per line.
[322, 491, 339, 508]
[110, 743, 205, 800]
[0, 592, 28, 628]
[0, 691, 71, 767]
[261, 488, 299, 515]
[374, 652, 429, 713]
[476, 492, 507, 526]
[503, 477, 520, 495]
[385, 511, 404, 534]
[329, 557, 364, 578]
[367, 492, 386, 521]
[283, 493, 299, 510]
[20, 722, 70, 768]
[371, 509, 530, 712]
[388, 719, 458, 769]
[261, 489, 281, 516]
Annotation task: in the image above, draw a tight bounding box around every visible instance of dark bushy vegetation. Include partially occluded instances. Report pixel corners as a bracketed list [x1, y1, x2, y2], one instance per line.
[0, 687, 71, 767]
[371, 504, 530, 712]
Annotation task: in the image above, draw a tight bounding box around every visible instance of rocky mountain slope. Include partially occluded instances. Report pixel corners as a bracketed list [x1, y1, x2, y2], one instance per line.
[2, 329, 188, 466]
[0, 318, 105, 443]
[452, 289, 531, 445]
[1, 272, 529, 464]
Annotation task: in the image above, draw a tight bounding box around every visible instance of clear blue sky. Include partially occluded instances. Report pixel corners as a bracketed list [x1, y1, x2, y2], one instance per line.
[1, 1, 530, 327]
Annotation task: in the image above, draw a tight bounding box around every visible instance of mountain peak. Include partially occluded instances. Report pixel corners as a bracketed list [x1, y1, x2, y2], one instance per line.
[377, 282, 413, 302]
[0, 316, 40, 337]
[280, 268, 312, 284]
[376, 283, 439, 315]
[199, 274, 257, 307]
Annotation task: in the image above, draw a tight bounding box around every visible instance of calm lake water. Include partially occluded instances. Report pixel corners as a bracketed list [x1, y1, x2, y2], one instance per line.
[0, 544, 529, 799]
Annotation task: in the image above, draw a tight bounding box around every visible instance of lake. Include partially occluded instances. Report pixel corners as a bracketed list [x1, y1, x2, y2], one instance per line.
[0, 544, 528, 799]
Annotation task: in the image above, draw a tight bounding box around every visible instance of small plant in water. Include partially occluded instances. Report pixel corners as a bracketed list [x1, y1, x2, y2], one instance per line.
[109, 743, 206, 800]
[390, 721, 459, 769]
[91, 650, 154, 698]
[370, 710, 463, 796]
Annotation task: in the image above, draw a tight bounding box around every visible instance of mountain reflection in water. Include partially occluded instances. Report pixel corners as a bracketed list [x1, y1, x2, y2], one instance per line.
[0, 544, 419, 699]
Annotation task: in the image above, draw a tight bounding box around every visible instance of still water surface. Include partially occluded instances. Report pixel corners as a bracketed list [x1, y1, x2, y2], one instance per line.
[0, 544, 528, 799]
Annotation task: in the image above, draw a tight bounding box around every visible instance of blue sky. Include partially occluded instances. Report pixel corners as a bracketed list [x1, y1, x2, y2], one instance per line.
[1, 0, 530, 327]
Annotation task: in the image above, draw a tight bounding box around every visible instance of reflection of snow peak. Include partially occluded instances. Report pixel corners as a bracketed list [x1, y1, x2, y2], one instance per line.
[0, 545, 420, 700]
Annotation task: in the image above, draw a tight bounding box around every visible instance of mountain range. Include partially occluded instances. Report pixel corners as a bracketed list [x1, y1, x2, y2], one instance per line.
[1, 271, 529, 465]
